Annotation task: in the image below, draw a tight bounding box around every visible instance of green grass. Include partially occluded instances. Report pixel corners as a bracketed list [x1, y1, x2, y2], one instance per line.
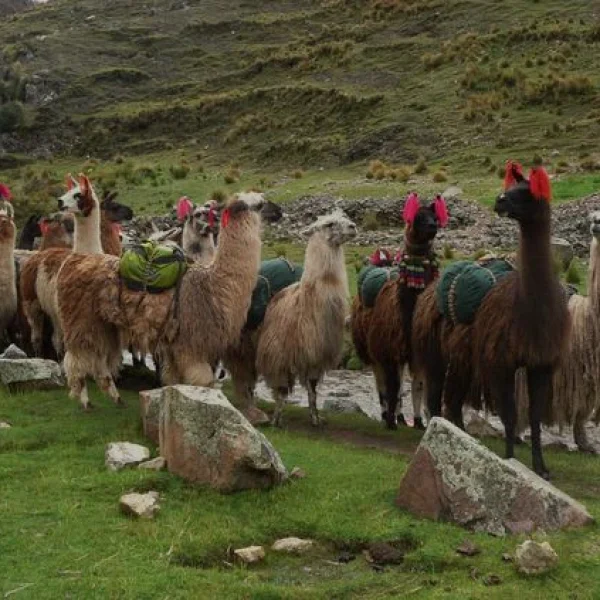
[2, 387, 600, 598]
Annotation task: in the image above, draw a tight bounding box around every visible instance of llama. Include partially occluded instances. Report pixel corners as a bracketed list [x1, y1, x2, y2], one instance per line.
[57, 194, 264, 410]
[0, 201, 18, 344]
[351, 194, 446, 430]
[38, 213, 73, 250]
[230, 211, 357, 427]
[178, 199, 219, 265]
[21, 174, 104, 357]
[413, 162, 570, 479]
[17, 214, 42, 250]
[515, 211, 600, 453]
[99, 190, 133, 256]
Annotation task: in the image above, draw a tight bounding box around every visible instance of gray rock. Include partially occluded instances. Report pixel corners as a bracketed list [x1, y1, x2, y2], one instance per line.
[272, 537, 314, 554]
[138, 457, 166, 471]
[0, 358, 64, 391]
[515, 540, 558, 575]
[323, 396, 367, 415]
[119, 491, 160, 519]
[140, 388, 164, 445]
[0, 421, 11, 429]
[0, 344, 27, 359]
[396, 418, 594, 535]
[465, 411, 503, 439]
[234, 546, 265, 564]
[551, 236, 574, 270]
[290, 466, 307, 479]
[105, 442, 150, 471]
[158, 386, 288, 492]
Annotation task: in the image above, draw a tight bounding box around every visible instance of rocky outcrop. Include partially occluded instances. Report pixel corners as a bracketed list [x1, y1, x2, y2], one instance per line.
[0, 358, 64, 391]
[396, 418, 593, 535]
[119, 491, 160, 519]
[156, 385, 288, 493]
[515, 540, 559, 575]
[140, 388, 163, 445]
[271, 538, 314, 554]
[105, 442, 150, 471]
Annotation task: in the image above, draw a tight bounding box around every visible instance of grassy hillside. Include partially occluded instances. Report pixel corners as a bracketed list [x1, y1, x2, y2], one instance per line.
[1, 0, 599, 171]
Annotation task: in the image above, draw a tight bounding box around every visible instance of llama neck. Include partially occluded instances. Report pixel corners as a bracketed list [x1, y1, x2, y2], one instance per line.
[588, 237, 600, 313]
[0, 238, 16, 291]
[182, 226, 216, 266]
[73, 206, 102, 254]
[517, 213, 554, 302]
[301, 233, 348, 296]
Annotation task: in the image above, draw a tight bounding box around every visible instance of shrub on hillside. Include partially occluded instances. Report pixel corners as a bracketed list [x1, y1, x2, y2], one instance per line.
[0, 101, 24, 133]
[169, 163, 190, 180]
[433, 170, 448, 183]
[565, 259, 581, 285]
[362, 211, 379, 231]
[414, 156, 428, 174]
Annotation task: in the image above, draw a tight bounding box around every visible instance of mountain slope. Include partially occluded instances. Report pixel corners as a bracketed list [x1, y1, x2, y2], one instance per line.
[1, 0, 599, 167]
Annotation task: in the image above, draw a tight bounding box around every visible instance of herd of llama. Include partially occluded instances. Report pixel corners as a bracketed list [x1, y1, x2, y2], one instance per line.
[2, 159, 600, 478]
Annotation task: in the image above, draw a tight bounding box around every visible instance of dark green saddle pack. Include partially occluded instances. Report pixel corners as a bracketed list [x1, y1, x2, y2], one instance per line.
[246, 258, 304, 329]
[357, 264, 399, 308]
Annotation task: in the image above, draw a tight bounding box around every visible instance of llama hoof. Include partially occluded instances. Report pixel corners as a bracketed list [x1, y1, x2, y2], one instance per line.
[82, 402, 95, 412]
[385, 419, 398, 431]
[397, 413, 408, 427]
[515, 436, 525, 445]
[311, 416, 326, 428]
[413, 417, 426, 431]
[270, 417, 283, 428]
[115, 398, 126, 408]
[577, 444, 598, 455]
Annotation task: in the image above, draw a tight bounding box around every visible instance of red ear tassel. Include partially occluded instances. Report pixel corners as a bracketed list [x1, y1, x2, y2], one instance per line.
[208, 207, 215, 228]
[0, 183, 12, 201]
[221, 208, 230, 228]
[39, 220, 50, 236]
[403, 192, 420, 225]
[434, 194, 449, 228]
[65, 174, 74, 191]
[529, 167, 552, 202]
[504, 160, 523, 190]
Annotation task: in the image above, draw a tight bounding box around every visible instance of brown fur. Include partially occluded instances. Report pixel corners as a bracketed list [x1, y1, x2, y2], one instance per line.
[57, 200, 262, 408]
[0, 215, 17, 342]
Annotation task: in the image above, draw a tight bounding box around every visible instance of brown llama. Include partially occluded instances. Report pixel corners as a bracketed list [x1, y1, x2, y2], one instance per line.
[351, 193, 446, 430]
[514, 211, 600, 453]
[21, 174, 104, 357]
[57, 194, 263, 409]
[413, 162, 570, 479]
[224, 211, 356, 426]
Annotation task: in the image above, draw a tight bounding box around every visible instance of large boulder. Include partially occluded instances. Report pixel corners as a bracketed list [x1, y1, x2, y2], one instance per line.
[0, 358, 64, 391]
[140, 388, 163, 445]
[396, 418, 593, 535]
[551, 236, 574, 270]
[157, 385, 288, 493]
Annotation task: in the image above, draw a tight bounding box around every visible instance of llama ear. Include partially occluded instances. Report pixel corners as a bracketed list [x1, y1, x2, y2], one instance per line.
[403, 192, 420, 225]
[503, 160, 524, 190]
[433, 194, 449, 228]
[65, 174, 77, 191]
[528, 167, 552, 202]
[39, 219, 50, 235]
[0, 183, 12, 201]
[176, 196, 193, 221]
[78, 174, 91, 197]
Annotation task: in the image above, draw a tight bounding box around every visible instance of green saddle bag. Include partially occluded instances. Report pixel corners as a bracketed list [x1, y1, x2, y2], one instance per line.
[119, 241, 188, 293]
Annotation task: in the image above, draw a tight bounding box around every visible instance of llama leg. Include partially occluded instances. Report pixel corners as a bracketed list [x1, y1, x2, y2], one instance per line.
[492, 369, 517, 460]
[425, 361, 446, 419]
[70, 378, 92, 411]
[271, 387, 288, 427]
[308, 378, 321, 427]
[97, 376, 124, 407]
[51, 324, 63, 359]
[444, 366, 468, 430]
[411, 376, 426, 430]
[574, 412, 596, 453]
[27, 303, 45, 356]
[383, 365, 401, 430]
[396, 365, 407, 427]
[372, 364, 388, 422]
[527, 366, 552, 479]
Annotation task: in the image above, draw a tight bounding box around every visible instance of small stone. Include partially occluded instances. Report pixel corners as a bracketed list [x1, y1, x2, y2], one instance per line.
[241, 405, 270, 426]
[119, 491, 160, 519]
[0, 358, 64, 391]
[234, 546, 265, 565]
[138, 457, 166, 471]
[484, 574, 502, 586]
[105, 442, 150, 471]
[272, 537, 314, 554]
[337, 551, 355, 564]
[515, 540, 558, 575]
[456, 540, 481, 557]
[365, 542, 404, 566]
[465, 412, 503, 439]
[505, 520, 535, 535]
[290, 466, 307, 480]
[502, 553, 513, 562]
[323, 396, 367, 415]
[0, 421, 11, 429]
[0, 344, 27, 359]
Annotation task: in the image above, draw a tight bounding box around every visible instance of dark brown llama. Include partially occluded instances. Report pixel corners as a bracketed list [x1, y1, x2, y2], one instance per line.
[413, 162, 570, 479]
[351, 193, 447, 429]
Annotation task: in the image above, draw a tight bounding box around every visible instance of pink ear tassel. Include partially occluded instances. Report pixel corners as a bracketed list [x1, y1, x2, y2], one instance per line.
[402, 192, 420, 225]
[434, 194, 449, 228]
[176, 196, 193, 221]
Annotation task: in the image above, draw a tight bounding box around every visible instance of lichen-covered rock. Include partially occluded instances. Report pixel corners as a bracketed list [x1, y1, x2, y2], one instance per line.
[515, 540, 558, 575]
[0, 358, 63, 391]
[106, 442, 150, 471]
[138, 456, 166, 471]
[396, 418, 593, 535]
[0, 344, 27, 359]
[0, 421, 11, 429]
[140, 388, 164, 444]
[272, 537, 314, 554]
[234, 546, 265, 564]
[159, 385, 288, 493]
[119, 491, 160, 519]
[465, 411, 503, 439]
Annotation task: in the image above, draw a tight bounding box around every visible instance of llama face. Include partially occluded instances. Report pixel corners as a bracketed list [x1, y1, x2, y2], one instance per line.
[235, 192, 265, 212]
[101, 191, 134, 223]
[59, 175, 96, 218]
[187, 208, 214, 237]
[303, 210, 357, 246]
[590, 212, 600, 238]
[411, 206, 439, 243]
[495, 179, 547, 223]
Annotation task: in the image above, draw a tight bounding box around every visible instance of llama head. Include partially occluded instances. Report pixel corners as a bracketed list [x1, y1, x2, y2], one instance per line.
[590, 211, 600, 239]
[187, 203, 220, 238]
[0, 201, 15, 244]
[234, 191, 265, 212]
[495, 161, 551, 223]
[301, 210, 357, 246]
[58, 174, 98, 217]
[403, 192, 446, 244]
[101, 190, 134, 223]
